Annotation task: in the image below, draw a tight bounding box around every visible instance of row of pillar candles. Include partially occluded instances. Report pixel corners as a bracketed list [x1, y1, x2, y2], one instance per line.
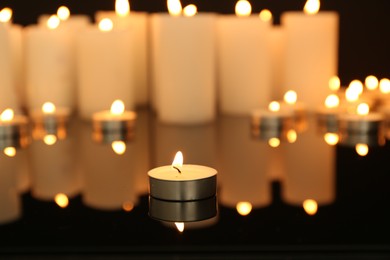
[0, 0, 339, 124]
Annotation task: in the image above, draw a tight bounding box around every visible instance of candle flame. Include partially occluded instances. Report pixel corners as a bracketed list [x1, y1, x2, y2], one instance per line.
[303, 199, 318, 215]
[379, 78, 390, 94]
[284, 90, 297, 105]
[268, 101, 280, 112]
[47, 15, 60, 29]
[323, 133, 339, 145]
[235, 0, 251, 17]
[236, 201, 252, 216]
[345, 87, 360, 102]
[122, 201, 134, 212]
[99, 18, 113, 32]
[3, 147, 16, 157]
[175, 222, 184, 232]
[268, 138, 280, 148]
[115, 0, 130, 17]
[0, 108, 14, 121]
[0, 7, 12, 23]
[348, 80, 364, 95]
[42, 102, 56, 114]
[167, 0, 182, 16]
[365, 75, 379, 90]
[43, 134, 57, 145]
[357, 103, 369, 116]
[304, 0, 320, 15]
[110, 99, 125, 115]
[259, 9, 272, 22]
[57, 6, 70, 21]
[183, 4, 197, 17]
[112, 141, 126, 155]
[172, 151, 183, 170]
[55, 193, 69, 208]
[355, 143, 369, 156]
[287, 129, 297, 143]
[324, 94, 339, 108]
[328, 76, 340, 91]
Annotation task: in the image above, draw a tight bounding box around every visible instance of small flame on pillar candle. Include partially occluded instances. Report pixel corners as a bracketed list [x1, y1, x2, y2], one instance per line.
[287, 129, 297, 143]
[47, 15, 60, 30]
[55, 193, 69, 208]
[324, 94, 339, 108]
[116, 0, 130, 17]
[328, 76, 340, 91]
[268, 138, 280, 148]
[357, 103, 370, 116]
[183, 4, 197, 17]
[235, 0, 251, 17]
[110, 99, 125, 115]
[42, 102, 56, 114]
[356, 143, 369, 156]
[236, 201, 252, 216]
[172, 151, 183, 172]
[112, 141, 126, 155]
[345, 87, 360, 103]
[323, 133, 339, 146]
[167, 0, 182, 16]
[175, 222, 184, 232]
[99, 18, 114, 32]
[0, 7, 12, 23]
[304, 0, 320, 15]
[0, 108, 14, 121]
[365, 75, 379, 90]
[379, 78, 390, 94]
[57, 6, 70, 21]
[284, 90, 297, 105]
[259, 9, 272, 22]
[268, 101, 280, 112]
[303, 199, 318, 215]
[43, 134, 57, 145]
[349, 80, 364, 95]
[3, 147, 16, 157]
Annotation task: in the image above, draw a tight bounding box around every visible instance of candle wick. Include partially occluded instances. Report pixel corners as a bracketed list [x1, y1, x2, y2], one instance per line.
[173, 166, 181, 174]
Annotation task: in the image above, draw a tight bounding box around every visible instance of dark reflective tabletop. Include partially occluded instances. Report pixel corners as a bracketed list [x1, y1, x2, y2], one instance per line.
[1, 108, 390, 258]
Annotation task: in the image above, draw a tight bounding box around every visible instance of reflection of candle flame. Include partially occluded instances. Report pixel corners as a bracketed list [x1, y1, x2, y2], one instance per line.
[284, 90, 297, 105]
[99, 18, 113, 32]
[365, 75, 378, 90]
[55, 193, 69, 208]
[167, 0, 182, 16]
[122, 201, 134, 212]
[236, 201, 252, 216]
[356, 103, 369, 116]
[287, 129, 297, 143]
[323, 133, 339, 146]
[0, 108, 14, 121]
[43, 134, 57, 145]
[324, 94, 339, 108]
[268, 101, 280, 112]
[328, 76, 340, 91]
[235, 0, 251, 17]
[175, 222, 184, 232]
[268, 138, 280, 148]
[47, 15, 60, 29]
[259, 9, 272, 22]
[303, 199, 318, 215]
[183, 4, 197, 17]
[304, 0, 320, 15]
[3, 147, 16, 157]
[57, 6, 70, 21]
[42, 102, 56, 114]
[379, 78, 390, 94]
[356, 143, 369, 156]
[112, 141, 126, 155]
[116, 0, 130, 17]
[0, 7, 12, 23]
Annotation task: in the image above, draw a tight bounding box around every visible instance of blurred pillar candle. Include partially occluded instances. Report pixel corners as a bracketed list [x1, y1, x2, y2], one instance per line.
[216, 2, 272, 115]
[151, 2, 216, 124]
[269, 25, 286, 100]
[281, 0, 339, 110]
[25, 15, 75, 111]
[0, 8, 23, 112]
[95, 0, 149, 106]
[77, 18, 133, 120]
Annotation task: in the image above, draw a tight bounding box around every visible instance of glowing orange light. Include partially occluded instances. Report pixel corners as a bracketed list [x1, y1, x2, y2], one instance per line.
[99, 18, 113, 31]
[115, 0, 130, 17]
[236, 201, 252, 216]
[183, 4, 197, 17]
[55, 193, 69, 208]
[304, 0, 320, 15]
[235, 0, 251, 17]
[167, 0, 182, 16]
[303, 199, 318, 215]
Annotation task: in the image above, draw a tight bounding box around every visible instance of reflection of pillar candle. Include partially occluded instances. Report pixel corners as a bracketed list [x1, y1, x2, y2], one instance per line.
[218, 116, 272, 209]
[217, 2, 272, 115]
[151, 4, 216, 124]
[95, 1, 149, 106]
[77, 18, 133, 120]
[282, 117, 335, 206]
[25, 15, 75, 111]
[281, 0, 338, 110]
[0, 8, 23, 112]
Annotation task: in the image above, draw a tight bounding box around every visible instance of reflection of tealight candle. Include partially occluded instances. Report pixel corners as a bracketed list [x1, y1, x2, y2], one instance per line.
[148, 151, 217, 201]
[0, 108, 29, 148]
[92, 99, 137, 143]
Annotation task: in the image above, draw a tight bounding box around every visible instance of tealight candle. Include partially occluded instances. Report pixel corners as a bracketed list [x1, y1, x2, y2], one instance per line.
[92, 99, 137, 143]
[316, 93, 344, 133]
[148, 151, 217, 201]
[0, 108, 29, 148]
[279, 90, 307, 131]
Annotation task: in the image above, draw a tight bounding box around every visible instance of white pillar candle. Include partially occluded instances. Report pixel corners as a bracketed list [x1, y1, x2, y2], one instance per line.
[281, 0, 339, 110]
[269, 25, 286, 100]
[25, 15, 75, 111]
[217, 2, 272, 115]
[0, 8, 23, 112]
[95, 2, 149, 106]
[151, 3, 216, 124]
[77, 18, 134, 120]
